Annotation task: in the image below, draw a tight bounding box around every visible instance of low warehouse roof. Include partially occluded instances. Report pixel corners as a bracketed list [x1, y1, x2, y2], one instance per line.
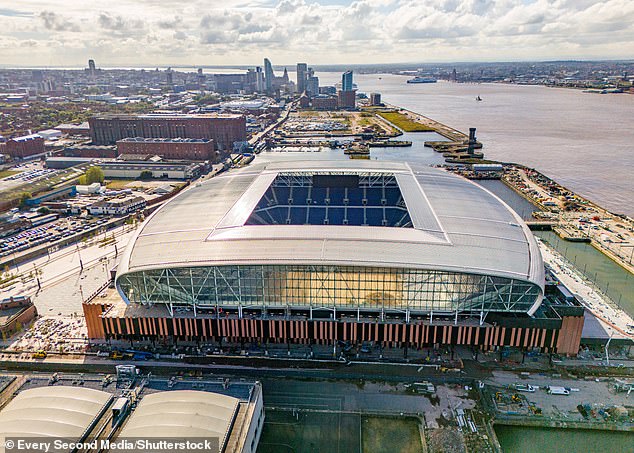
[0, 386, 112, 439]
[119, 390, 239, 448]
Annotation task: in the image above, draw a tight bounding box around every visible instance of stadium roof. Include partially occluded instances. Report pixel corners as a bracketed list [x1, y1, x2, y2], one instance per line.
[119, 391, 239, 448]
[117, 160, 543, 299]
[0, 386, 112, 439]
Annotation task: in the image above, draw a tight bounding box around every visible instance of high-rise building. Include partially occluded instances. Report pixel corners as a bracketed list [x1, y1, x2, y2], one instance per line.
[296, 63, 308, 94]
[369, 92, 382, 106]
[342, 70, 354, 91]
[88, 59, 96, 71]
[306, 76, 319, 97]
[337, 90, 356, 109]
[197, 68, 206, 88]
[166, 67, 174, 86]
[246, 68, 265, 93]
[256, 67, 265, 92]
[31, 70, 43, 83]
[264, 58, 274, 93]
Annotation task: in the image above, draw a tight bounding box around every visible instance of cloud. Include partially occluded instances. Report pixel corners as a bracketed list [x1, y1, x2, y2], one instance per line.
[39, 11, 80, 32]
[157, 16, 182, 29]
[98, 13, 126, 30]
[1, 0, 633, 65]
[98, 12, 144, 34]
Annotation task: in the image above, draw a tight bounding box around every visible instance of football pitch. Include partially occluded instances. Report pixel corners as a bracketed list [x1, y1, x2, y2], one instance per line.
[257, 410, 423, 453]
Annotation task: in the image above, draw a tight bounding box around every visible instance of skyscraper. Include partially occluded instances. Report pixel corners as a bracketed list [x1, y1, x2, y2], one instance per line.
[87, 59, 96, 77]
[166, 67, 173, 86]
[264, 58, 274, 93]
[296, 63, 308, 93]
[342, 70, 353, 91]
[306, 76, 319, 97]
[197, 68, 206, 89]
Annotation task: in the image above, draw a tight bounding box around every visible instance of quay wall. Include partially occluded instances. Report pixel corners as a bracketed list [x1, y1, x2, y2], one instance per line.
[493, 418, 633, 433]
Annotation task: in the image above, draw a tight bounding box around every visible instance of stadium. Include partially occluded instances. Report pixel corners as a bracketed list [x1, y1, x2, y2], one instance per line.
[84, 161, 584, 355]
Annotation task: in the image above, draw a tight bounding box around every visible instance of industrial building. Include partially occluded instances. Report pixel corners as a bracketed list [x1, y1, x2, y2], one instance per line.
[84, 160, 585, 355]
[99, 160, 206, 180]
[87, 196, 146, 216]
[0, 296, 37, 337]
[2, 134, 45, 159]
[88, 113, 246, 151]
[337, 90, 356, 109]
[0, 378, 264, 453]
[119, 390, 264, 453]
[63, 144, 118, 159]
[0, 386, 113, 442]
[117, 137, 217, 161]
[311, 96, 338, 110]
[56, 122, 91, 136]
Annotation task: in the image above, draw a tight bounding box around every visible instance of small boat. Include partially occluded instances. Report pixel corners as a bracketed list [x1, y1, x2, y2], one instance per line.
[476, 95, 482, 101]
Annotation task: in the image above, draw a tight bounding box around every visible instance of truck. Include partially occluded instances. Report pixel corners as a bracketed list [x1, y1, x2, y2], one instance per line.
[412, 381, 435, 394]
[547, 386, 570, 395]
[513, 383, 536, 392]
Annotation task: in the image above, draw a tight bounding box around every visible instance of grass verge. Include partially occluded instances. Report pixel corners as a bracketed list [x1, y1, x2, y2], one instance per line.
[377, 111, 435, 132]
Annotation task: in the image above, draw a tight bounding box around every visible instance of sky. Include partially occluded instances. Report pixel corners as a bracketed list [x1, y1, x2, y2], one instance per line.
[1, 0, 633, 67]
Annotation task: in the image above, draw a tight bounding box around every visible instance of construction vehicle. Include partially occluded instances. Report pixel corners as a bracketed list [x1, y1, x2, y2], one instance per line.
[109, 350, 124, 360]
[32, 350, 47, 359]
[102, 374, 113, 387]
[529, 403, 542, 415]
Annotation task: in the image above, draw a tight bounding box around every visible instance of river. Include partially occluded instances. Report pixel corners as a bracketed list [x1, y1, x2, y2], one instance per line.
[316, 72, 634, 217]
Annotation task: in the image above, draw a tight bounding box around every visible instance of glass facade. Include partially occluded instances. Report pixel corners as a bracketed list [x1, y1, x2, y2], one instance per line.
[117, 265, 541, 314]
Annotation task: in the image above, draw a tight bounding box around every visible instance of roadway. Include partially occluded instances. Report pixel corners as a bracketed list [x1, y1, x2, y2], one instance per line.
[1, 222, 137, 304]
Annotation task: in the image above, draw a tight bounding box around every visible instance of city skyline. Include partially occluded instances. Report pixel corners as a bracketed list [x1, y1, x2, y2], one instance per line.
[1, 1, 633, 67]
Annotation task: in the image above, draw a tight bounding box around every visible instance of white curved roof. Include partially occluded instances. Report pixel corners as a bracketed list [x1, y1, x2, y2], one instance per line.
[119, 391, 239, 449]
[117, 160, 543, 291]
[0, 386, 112, 440]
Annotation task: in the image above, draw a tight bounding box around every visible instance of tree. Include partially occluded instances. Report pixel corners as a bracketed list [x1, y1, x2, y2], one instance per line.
[139, 170, 153, 180]
[79, 166, 104, 185]
[18, 191, 32, 207]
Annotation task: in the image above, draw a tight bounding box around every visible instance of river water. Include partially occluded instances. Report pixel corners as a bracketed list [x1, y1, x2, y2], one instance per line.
[317, 72, 634, 217]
